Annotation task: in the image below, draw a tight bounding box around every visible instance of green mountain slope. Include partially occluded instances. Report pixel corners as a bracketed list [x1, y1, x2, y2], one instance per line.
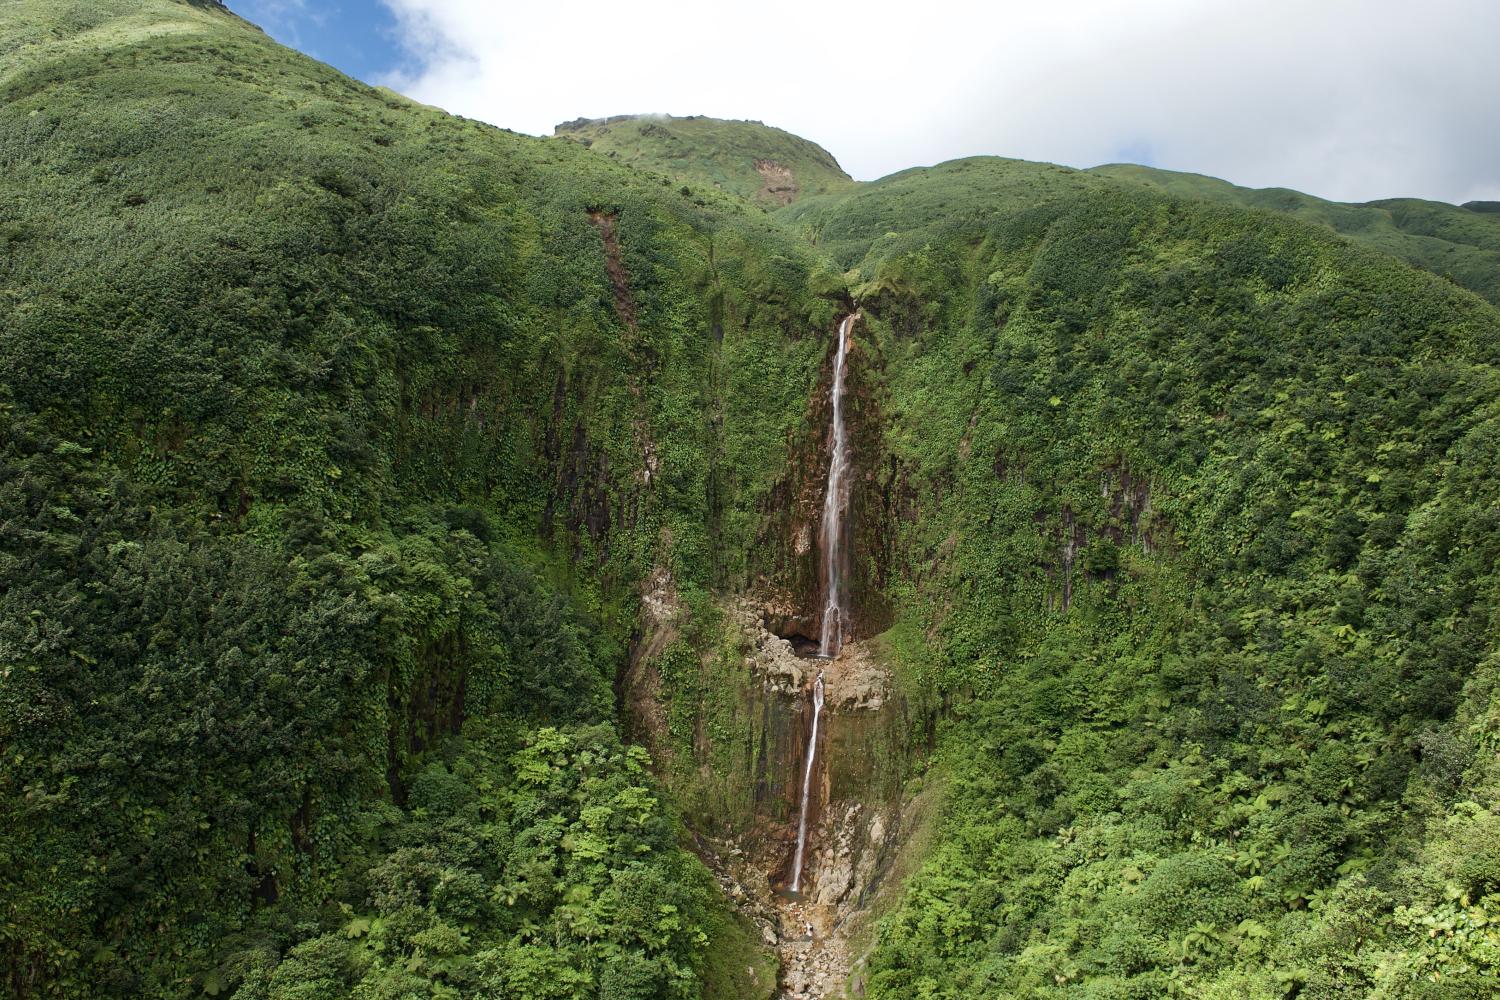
[5, 4, 1500, 1000]
[0, 1, 837, 995]
[1092, 163, 1500, 306]
[556, 113, 854, 206]
[782, 155, 1500, 998]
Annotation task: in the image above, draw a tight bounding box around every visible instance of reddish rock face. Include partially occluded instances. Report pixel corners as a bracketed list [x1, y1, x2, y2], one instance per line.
[754, 159, 799, 206]
[753, 314, 897, 646]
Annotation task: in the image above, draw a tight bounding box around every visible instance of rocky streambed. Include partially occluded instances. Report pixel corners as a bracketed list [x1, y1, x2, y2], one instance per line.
[710, 605, 914, 998]
[622, 584, 923, 997]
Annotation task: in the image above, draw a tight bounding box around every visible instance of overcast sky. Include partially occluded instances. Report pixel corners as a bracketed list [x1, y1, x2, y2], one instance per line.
[235, 0, 1500, 205]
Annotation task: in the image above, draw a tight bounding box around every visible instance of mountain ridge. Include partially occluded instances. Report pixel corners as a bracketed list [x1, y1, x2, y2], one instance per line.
[553, 112, 1500, 305]
[554, 112, 854, 207]
[1089, 161, 1500, 305]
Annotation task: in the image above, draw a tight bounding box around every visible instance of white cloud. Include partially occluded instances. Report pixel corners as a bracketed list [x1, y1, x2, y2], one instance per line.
[379, 0, 1500, 204]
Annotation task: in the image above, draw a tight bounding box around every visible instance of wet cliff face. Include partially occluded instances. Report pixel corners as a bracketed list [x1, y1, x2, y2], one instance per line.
[621, 588, 918, 996]
[626, 598, 911, 847]
[756, 316, 895, 647]
[718, 611, 921, 999]
[740, 613, 911, 888]
[788, 640, 911, 906]
[618, 307, 927, 996]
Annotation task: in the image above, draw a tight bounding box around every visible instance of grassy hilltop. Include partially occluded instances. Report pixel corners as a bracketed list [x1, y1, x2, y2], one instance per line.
[3, 3, 1500, 999]
[556, 113, 854, 206]
[561, 123, 1500, 309]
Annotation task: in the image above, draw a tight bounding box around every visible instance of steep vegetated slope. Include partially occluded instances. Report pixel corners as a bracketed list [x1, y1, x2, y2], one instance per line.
[0, 1, 842, 996]
[5, 4, 1500, 1000]
[556, 114, 854, 207]
[784, 157, 1500, 997]
[1092, 163, 1500, 307]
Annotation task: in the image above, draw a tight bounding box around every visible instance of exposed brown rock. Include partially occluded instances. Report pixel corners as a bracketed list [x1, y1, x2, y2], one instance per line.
[755, 158, 798, 205]
[754, 315, 895, 645]
[587, 209, 636, 330]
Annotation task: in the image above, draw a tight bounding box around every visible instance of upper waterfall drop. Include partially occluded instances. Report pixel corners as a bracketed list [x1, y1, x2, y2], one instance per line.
[819, 313, 856, 659]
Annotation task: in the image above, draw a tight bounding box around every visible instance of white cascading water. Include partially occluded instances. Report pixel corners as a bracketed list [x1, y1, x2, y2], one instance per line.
[786, 315, 855, 893]
[818, 313, 855, 659]
[789, 671, 825, 893]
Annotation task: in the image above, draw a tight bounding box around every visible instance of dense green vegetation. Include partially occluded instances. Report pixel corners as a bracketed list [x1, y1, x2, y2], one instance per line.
[0, 1, 831, 996]
[1091, 163, 1500, 307]
[4, 3, 1500, 999]
[556, 114, 853, 206]
[786, 158, 1500, 997]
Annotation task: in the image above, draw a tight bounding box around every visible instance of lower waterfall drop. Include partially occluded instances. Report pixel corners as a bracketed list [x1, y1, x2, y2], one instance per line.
[789, 671, 824, 894]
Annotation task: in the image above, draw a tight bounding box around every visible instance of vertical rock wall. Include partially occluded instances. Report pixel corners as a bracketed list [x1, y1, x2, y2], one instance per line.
[755, 315, 894, 646]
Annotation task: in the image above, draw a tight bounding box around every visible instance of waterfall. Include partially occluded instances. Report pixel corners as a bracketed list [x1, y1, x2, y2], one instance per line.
[789, 671, 825, 893]
[819, 313, 855, 659]
[787, 314, 853, 893]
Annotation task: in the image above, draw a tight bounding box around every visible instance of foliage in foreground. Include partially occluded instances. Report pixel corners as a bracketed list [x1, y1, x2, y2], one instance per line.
[223, 723, 720, 1000]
